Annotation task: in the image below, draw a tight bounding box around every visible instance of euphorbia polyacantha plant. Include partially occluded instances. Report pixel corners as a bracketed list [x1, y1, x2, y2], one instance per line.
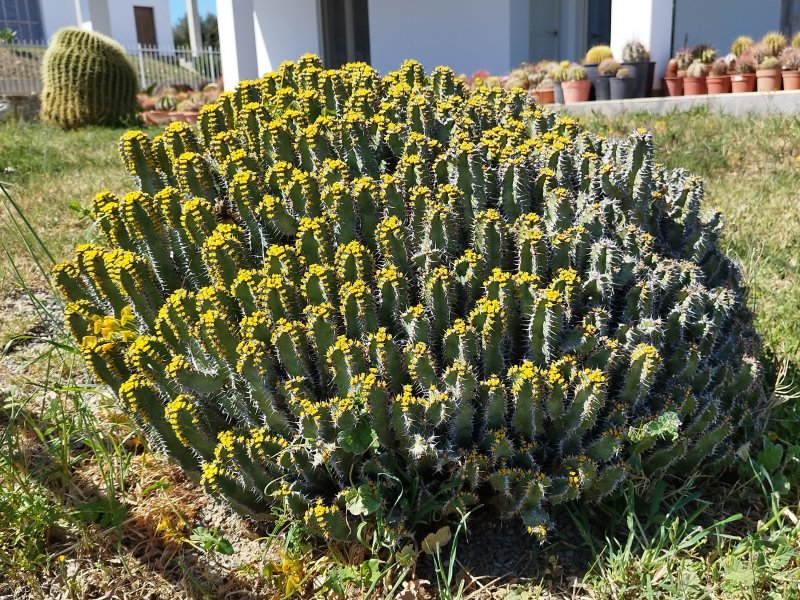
[55, 54, 766, 543]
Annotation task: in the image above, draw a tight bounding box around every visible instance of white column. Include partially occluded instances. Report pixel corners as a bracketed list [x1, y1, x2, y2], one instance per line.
[217, 0, 259, 90]
[187, 0, 203, 56]
[610, 0, 674, 90]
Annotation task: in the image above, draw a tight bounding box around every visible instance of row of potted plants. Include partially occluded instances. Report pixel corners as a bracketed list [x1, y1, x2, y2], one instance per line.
[484, 40, 653, 104]
[664, 31, 800, 96]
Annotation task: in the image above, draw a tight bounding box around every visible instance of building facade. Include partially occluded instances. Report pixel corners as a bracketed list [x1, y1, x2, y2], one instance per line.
[218, 0, 798, 91]
[0, 0, 173, 47]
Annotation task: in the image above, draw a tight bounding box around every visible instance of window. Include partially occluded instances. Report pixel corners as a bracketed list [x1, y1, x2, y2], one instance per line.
[0, 0, 44, 42]
[134, 5, 157, 47]
[320, 0, 370, 67]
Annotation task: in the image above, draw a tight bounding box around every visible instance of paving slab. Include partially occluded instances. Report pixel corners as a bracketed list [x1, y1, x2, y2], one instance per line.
[553, 89, 800, 116]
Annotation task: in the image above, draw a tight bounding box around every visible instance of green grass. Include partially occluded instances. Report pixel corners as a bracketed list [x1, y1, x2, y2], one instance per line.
[0, 111, 799, 599]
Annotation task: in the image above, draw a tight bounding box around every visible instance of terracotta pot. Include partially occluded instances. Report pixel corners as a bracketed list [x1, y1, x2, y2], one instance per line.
[782, 70, 800, 91]
[666, 58, 679, 78]
[561, 79, 592, 103]
[683, 76, 707, 95]
[756, 68, 782, 91]
[532, 88, 555, 104]
[706, 74, 730, 94]
[731, 73, 756, 92]
[663, 76, 683, 96]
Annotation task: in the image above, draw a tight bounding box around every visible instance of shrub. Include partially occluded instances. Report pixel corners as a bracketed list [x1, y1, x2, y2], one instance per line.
[40, 27, 138, 129]
[54, 55, 767, 543]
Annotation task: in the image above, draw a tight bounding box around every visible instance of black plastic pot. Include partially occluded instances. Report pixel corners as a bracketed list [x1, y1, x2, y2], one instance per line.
[594, 75, 612, 101]
[609, 76, 635, 100]
[621, 61, 646, 97]
[553, 80, 564, 104]
[584, 63, 599, 100]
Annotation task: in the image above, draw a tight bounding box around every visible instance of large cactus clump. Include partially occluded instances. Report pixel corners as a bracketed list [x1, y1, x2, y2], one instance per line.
[41, 27, 138, 129]
[54, 55, 766, 541]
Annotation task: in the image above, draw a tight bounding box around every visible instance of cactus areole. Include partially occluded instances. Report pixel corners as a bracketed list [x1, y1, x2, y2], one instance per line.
[55, 56, 766, 542]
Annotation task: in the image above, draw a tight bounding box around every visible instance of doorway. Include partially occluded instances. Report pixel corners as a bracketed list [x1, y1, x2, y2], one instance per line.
[319, 0, 370, 68]
[134, 6, 157, 47]
[530, 0, 560, 61]
[586, 0, 612, 48]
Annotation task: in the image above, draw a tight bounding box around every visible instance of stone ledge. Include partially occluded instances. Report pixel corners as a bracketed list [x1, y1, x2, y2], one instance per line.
[554, 89, 800, 116]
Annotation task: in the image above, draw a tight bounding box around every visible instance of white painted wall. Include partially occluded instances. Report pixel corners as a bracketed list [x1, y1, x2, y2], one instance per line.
[40, 0, 172, 48]
[253, 0, 319, 75]
[368, 0, 516, 75]
[39, 0, 80, 41]
[107, 0, 173, 49]
[610, 0, 673, 89]
[218, 0, 258, 87]
[672, 0, 781, 55]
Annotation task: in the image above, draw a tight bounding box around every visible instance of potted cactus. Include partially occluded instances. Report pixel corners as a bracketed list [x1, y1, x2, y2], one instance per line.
[595, 58, 619, 101]
[730, 50, 757, 92]
[533, 78, 556, 104]
[692, 44, 717, 70]
[584, 45, 613, 100]
[794, 31, 800, 49]
[756, 56, 782, 91]
[730, 36, 754, 58]
[561, 65, 591, 103]
[683, 60, 707, 95]
[706, 59, 730, 94]
[675, 48, 693, 78]
[664, 55, 682, 96]
[780, 46, 800, 91]
[760, 31, 788, 58]
[609, 66, 634, 100]
[621, 40, 653, 97]
[551, 63, 567, 104]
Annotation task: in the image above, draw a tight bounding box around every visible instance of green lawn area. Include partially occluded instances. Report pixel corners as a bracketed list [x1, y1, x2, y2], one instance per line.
[0, 110, 799, 599]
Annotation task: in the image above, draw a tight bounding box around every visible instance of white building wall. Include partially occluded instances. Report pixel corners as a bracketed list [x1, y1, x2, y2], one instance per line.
[107, 0, 173, 49]
[367, 0, 515, 75]
[39, 0, 80, 41]
[672, 0, 781, 54]
[253, 0, 319, 75]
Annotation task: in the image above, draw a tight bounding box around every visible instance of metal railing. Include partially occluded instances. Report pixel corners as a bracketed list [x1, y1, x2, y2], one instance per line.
[0, 40, 221, 95]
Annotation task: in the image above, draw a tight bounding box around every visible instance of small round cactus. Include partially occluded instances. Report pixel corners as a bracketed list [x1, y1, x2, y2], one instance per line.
[675, 48, 694, 72]
[622, 41, 650, 63]
[780, 46, 800, 71]
[566, 65, 588, 80]
[730, 36, 754, 57]
[585, 45, 614, 64]
[686, 60, 707, 78]
[709, 59, 729, 77]
[692, 44, 717, 65]
[55, 55, 767, 544]
[759, 56, 781, 70]
[793, 32, 800, 50]
[760, 31, 788, 57]
[597, 58, 621, 76]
